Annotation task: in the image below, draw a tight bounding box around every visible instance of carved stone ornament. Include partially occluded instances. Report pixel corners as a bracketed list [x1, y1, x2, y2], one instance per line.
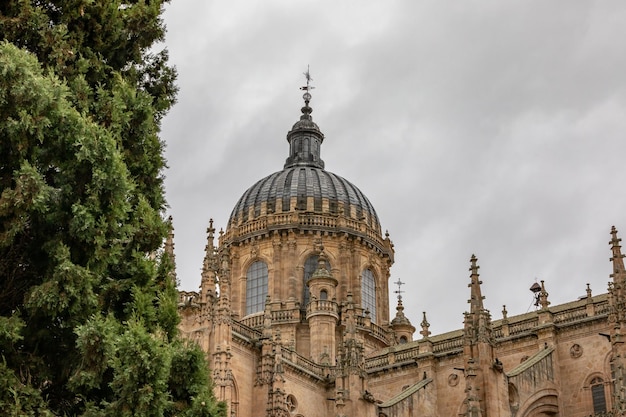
[285, 394, 297, 413]
[570, 343, 583, 358]
[448, 373, 459, 387]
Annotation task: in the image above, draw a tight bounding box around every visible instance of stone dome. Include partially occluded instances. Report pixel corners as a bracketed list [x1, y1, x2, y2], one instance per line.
[228, 166, 380, 229]
[226, 92, 382, 235]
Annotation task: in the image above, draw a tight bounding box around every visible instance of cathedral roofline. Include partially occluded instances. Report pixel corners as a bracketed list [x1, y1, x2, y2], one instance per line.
[364, 292, 610, 366]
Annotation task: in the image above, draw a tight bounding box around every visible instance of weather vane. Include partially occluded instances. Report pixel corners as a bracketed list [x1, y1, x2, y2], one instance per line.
[300, 65, 314, 104]
[394, 278, 405, 301]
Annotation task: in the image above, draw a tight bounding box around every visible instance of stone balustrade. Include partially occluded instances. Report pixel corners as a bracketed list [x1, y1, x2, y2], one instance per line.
[306, 299, 339, 319]
[369, 322, 392, 345]
[221, 212, 390, 256]
[240, 313, 264, 329]
[432, 336, 464, 354]
[270, 308, 301, 323]
[507, 317, 540, 336]
[231, 319, 262, 341]
[281, 348, 329, 379]
[553, 305, 590, 324]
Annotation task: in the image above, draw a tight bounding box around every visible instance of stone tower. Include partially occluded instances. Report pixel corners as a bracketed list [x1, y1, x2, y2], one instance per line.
[609, 226, 626, 416]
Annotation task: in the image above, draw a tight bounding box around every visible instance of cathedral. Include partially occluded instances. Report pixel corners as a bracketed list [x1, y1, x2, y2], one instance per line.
[175, 78, 626, 417]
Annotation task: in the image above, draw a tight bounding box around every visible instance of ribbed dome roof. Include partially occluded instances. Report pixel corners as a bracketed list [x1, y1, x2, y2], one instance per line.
[228, 166, 380, 229]
[226, 87, 381, 233]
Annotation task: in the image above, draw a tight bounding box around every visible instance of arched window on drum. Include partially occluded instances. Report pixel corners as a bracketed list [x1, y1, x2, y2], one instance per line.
[361, 269, 377, 323]
[246, 261, 268, 315]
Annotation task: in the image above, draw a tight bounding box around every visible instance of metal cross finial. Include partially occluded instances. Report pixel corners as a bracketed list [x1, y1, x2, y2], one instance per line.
[301, 65, 314, 91]
[300, 65, 315, 105]
[394, 279, 405, 300]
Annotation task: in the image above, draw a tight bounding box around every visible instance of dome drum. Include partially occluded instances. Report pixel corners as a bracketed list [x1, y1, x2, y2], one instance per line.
[221, 211, 392, 259]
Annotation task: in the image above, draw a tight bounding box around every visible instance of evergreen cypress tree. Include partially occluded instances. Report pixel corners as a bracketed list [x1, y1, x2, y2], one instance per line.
[0, 3, 224, 416]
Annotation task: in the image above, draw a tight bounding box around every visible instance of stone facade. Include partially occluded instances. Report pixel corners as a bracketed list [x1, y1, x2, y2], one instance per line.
[176, 87, 626, 417]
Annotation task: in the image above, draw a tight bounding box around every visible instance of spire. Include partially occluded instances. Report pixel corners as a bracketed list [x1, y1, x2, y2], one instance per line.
[284, 66, 325, 169]
[465, 254, 492, 344]
[313, 248, 330, 276]
[164, 216, 177, 284]
[420, 312, 431, 339]
[164, 215, 175, 256]
[393, 297, 407, 321]
[310, 247, 335, 282]
[607, 226, 626, 415]
[609, 226, 626, 328]
[201, 219, 218, 302]
[610, 226, 626, 281]
[391, 279, 408, 322]
[390, 279, 412, 343]
[207, 218, 215, 252]
[468, 254, 484, 314]
[390, 278, 414, 332]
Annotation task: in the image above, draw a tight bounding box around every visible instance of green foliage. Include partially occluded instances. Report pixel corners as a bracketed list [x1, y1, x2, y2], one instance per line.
[0, 361, 55, 417]
[70, 316, 226, 417]
[0, 313, 52, 416]
[105, 319, 172, 416]
[0, 1, 225, 415]
[168, 343, 226, 417]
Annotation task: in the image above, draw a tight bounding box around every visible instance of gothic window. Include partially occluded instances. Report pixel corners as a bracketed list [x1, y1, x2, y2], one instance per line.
[246, 261, 268, 315]
[399, 336, 408, 344]
[591, 377, 607, 414]
[362, 269, 377, 323]
[320, 289, 328, 300]
[303, 255, 330, 308]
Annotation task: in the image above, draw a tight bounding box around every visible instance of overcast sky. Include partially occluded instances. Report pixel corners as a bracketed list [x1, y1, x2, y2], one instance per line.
[161, 1, 626, 335]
